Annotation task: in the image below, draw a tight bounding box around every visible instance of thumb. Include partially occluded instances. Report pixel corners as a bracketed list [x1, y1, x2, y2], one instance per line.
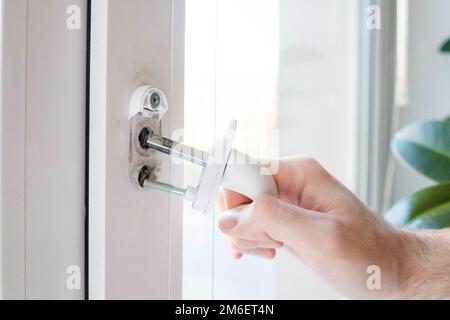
[218, 203, 255, 234]
[265, 198, 330, 251]
[220, 194, 326, 245]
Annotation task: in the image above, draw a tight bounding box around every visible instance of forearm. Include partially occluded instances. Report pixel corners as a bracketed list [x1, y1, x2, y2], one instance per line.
[400, 229, 450, 299]
[264, 200, 450, 300]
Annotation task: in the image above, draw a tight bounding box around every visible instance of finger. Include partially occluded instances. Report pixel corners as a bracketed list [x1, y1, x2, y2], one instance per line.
[218, 204, 249, 234]
[223, 188, 251, 209]
[227, 242, 243, 259]
[221, 194, 326, 246]
[236, 248, 277, 260]
[230, 242, 276, 260]
[230, 238, 284, 250]
[219, 202, 271, 239]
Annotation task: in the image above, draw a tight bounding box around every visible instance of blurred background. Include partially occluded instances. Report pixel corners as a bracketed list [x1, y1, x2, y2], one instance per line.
[182, 0, 450, 299]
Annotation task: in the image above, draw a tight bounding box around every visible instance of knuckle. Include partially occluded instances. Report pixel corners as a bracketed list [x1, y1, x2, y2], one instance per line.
[300, 156, 319, 166]
[296, 156, 327, 178]
[298, 156, 320, 168]
[253, 194, 279, 216]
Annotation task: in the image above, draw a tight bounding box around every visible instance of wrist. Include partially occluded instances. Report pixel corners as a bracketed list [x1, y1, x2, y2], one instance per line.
[395, 229, 450, 299]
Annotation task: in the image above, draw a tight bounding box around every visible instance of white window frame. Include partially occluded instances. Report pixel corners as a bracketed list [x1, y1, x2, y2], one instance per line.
[357, 0, 398, 212]
[89, 0, 185, 300]
[2, 0, 185, 300]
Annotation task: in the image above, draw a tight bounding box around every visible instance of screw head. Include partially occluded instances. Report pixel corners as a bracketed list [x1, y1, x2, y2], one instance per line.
[130, 86, 168, 119]
[149, 92, 161, 109]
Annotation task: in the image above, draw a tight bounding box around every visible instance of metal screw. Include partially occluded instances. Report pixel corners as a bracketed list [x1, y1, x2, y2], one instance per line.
[149, 92, 161, 109]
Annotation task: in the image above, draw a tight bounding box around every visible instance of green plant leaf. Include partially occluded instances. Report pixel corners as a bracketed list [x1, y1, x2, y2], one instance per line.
[441, 38, 450, 53]
[385, 182, 450, 229]
[392, 117, 450, 182]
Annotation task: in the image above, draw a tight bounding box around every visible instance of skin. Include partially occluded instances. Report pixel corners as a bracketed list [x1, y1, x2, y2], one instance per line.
[217, 156, 450, 299]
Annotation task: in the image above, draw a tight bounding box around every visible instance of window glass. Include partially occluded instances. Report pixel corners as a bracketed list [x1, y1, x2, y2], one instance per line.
[184, 0, 358, 299]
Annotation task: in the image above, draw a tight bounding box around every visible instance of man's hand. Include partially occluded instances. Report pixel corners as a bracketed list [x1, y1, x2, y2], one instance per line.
[217, 156, 450, 299]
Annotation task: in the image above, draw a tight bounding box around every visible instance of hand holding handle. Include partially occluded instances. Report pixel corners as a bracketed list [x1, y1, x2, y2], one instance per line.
[221, 150, 278, 201]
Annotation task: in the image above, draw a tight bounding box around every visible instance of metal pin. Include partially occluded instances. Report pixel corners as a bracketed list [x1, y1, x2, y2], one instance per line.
[143, 179, 187, 197]
[138, 166, 187, 196]
[139, 128, 209, 167]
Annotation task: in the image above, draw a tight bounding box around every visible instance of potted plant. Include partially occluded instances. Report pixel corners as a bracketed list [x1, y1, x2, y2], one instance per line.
[385, 38, 450, 228]
[441, 38, 450, 53]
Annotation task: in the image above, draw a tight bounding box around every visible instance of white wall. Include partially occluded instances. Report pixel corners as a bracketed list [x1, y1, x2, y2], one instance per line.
[392, 0, 450, 202]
